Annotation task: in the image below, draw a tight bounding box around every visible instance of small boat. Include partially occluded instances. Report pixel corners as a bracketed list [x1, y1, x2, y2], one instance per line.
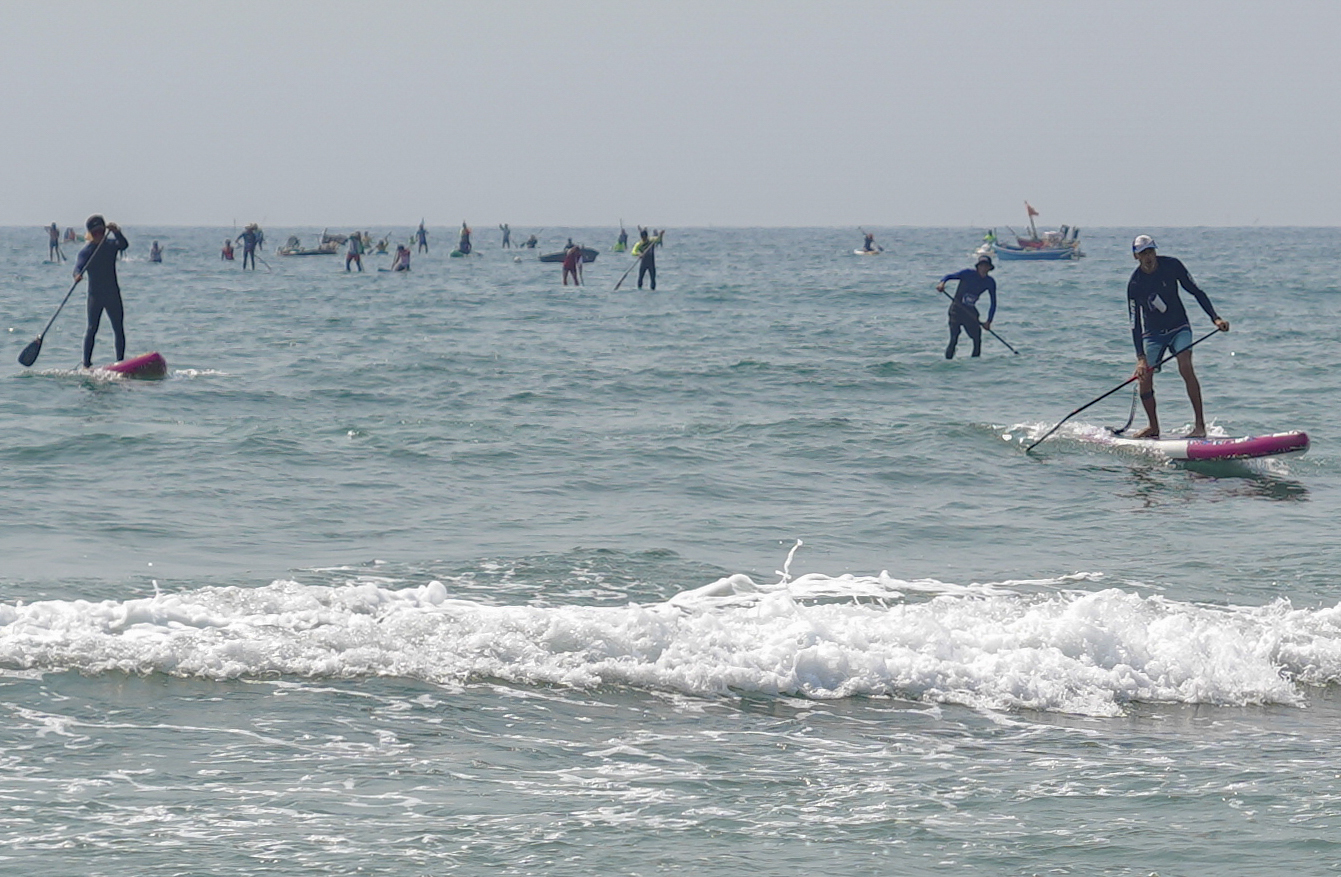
[983, 202, 1083, 261]
[539, 247, 598, 263]
[278, 235, 337, 256]
[994, 244, 1082, 261]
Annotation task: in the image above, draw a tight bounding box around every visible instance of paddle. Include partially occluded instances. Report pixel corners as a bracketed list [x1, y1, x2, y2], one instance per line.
[1024, 327, 1223, 453]
[19, 231, 112, 367]
[937, 287, 1018, 354]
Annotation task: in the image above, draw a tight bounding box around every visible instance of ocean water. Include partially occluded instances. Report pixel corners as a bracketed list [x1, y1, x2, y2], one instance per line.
[1, 225, 1339, 875]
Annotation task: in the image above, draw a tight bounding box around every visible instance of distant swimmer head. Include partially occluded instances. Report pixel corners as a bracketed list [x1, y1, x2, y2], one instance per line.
[1132, 234, 1156, 254]
[976, 254, 994, 270]
[85, 214, 106, 233]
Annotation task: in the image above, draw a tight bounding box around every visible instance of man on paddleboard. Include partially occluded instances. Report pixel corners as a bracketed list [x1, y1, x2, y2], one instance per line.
[936, 253, 997, 359]
[73, 214, 130, 368]
[1127, 235, 1229, 438]
[236, 223, 259, 270]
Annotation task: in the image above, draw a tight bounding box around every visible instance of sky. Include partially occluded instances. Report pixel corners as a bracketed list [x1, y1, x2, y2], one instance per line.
[2, 0, 1338, 228]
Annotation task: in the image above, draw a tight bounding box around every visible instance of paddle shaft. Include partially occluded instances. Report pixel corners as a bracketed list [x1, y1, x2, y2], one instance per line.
[938, 287, 1018, 354]
[1024, 327, 1223, 453]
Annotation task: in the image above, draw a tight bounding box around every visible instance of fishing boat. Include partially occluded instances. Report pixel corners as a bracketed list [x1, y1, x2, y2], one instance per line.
[278, 235, 338, 256]
[986, 202, 1084, 261]
[539, 247, 598, 263]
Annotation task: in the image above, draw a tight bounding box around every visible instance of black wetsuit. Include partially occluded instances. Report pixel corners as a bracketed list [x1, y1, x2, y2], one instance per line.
[638, 239, 656, 290]
[74, 230, 130, 367]
[236, 230, 258, 270]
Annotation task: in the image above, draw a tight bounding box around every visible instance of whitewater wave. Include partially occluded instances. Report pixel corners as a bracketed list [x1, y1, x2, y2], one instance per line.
[1, 571, 1338, 716]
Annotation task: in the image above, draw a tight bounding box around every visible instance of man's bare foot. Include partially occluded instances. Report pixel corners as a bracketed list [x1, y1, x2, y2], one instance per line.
[1186, 427, 1207, 438]
[1133, 426, 1160, 438]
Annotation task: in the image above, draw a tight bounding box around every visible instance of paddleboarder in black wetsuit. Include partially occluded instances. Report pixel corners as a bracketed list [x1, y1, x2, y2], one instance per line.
[499, 223, 511, 248]
[416, 221, 428, 253]
[937, 253, 997, 359]
[236, 223, 259, 270]
[636, 227, 660, 290]
[1127, 235, 1229, 438]
[73, 214, 130, 368]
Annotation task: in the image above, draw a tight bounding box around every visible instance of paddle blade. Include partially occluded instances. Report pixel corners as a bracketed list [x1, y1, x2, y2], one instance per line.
[18, 336, 42, 367]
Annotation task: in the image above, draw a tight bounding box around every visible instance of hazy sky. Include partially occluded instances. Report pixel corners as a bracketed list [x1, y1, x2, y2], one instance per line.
[3, 0, 1338, 227]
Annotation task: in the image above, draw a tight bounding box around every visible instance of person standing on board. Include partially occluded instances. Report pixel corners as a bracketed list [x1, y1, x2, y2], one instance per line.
[561, 242, 583, 286]
[73, 215, 130, 368]
[936, 253, 997, 359]
[149, 241, 163, 263]
[499, 223, 511, 248]
[457, 222, 472, 255]
[616, 224, 628, 252]
[416, 220, 428, 253]
[862, 231, 877, 252]
[46, 223, 63, 261]
[1126, 235, 1229, 438]
[345, 231, 364, 272]
[636, 227, 661, 290]
[236, 223, 259, 270]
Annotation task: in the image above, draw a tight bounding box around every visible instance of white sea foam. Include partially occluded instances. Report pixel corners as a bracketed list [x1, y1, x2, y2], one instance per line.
[0, 574, 1336, 716]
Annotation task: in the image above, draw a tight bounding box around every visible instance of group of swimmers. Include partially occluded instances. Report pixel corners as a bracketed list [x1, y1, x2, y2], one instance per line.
[936, 235, 1229, 438]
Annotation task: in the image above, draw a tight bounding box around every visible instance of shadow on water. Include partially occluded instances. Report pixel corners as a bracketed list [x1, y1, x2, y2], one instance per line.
[1119, 460, 1309, 506]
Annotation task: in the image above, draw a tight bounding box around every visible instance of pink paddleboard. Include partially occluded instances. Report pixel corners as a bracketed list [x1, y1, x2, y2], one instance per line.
[1094, 430, 1309, 461]
[103, 351, 167, 378]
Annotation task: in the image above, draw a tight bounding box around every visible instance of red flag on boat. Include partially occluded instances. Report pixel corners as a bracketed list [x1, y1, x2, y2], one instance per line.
[1025, 202, 1039, 217]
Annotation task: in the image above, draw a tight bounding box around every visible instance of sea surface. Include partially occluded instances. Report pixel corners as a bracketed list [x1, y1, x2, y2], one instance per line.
[1, 225, 1339, 875]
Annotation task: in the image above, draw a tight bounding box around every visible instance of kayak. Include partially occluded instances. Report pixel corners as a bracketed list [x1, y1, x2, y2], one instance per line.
[1080, 430, 1309, 461]
[103, 351, 167, 379]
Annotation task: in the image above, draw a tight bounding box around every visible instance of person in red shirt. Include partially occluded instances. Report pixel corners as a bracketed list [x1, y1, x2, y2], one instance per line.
[561, 242, 583, 286]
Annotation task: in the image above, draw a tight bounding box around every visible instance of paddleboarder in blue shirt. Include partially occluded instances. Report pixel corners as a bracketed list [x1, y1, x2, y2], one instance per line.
[936, 253, 997, 359]
[416, 221, 428, 253]
[1127, 235, 1229, 438]
[73, 214, 130, 368]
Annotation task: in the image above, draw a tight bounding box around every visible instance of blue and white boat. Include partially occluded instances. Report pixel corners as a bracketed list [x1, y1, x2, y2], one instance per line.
[979, 202, 1084, 261]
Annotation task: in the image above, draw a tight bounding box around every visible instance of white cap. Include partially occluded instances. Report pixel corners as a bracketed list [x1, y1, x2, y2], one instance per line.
[1132, 235, 1156, 254]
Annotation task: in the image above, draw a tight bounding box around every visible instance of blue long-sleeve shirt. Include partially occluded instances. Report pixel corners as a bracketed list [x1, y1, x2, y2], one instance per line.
[1127, 255, 1219, 356]
[940, 269, 997, 323]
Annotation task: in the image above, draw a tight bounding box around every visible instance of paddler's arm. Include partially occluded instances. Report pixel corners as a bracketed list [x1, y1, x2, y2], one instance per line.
[983, 279, 997, 328]
[1129, 285, 1148, 378]
[1176, 260, 1229, 332]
